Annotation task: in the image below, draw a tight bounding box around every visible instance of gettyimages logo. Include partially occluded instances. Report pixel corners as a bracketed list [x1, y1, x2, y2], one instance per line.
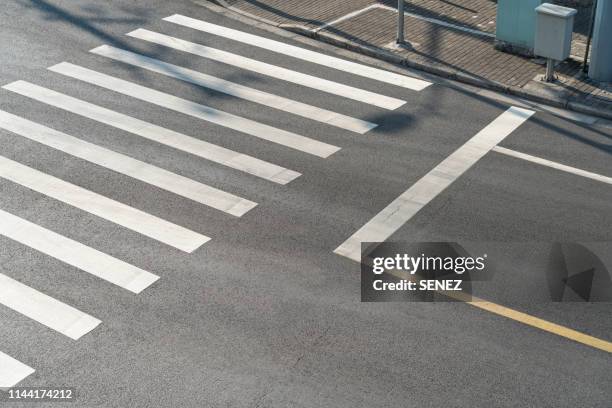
[547, 243, 612, 302]
[361, 242, 612, 303]
[361, 242, 492, 302]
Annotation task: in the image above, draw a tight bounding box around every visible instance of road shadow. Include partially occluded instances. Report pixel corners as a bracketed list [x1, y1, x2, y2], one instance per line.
[17, 0, 276, 112]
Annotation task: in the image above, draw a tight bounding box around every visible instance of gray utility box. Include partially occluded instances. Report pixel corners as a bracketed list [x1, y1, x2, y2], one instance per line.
[534, 3, 577, 61]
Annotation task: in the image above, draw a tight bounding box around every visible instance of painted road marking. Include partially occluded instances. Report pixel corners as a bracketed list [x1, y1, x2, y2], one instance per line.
[0, 155, 209, 253]
[0, 110, 257, 217]
[385, 267, 612, 353]
[163, 14, 432, 91]
[0, 351, 35, 387]
[127, 29, 406, 110]
[335, 106, 535, 262]
[468, 298, 612, 353]
[0, 209, 159, 294]
[492, 146, 612, 185]
[49, 62, 339, 158]
[90, 45, 377, 134]
[3, 81, 299, 185]
[0, 273, 101, 340]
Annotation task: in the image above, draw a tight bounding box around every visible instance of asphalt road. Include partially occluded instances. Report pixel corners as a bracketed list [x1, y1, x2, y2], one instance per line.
[0, 0, 611, 407]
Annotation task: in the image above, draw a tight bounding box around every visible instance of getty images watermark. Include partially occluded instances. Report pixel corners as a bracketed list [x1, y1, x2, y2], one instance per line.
[360, 242, 612, 303]
[0, 387, 76, 403]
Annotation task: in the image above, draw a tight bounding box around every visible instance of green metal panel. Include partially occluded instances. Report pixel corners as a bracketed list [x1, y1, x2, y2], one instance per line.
[589, 0, 612, 81]
[496, 0, 545, 50]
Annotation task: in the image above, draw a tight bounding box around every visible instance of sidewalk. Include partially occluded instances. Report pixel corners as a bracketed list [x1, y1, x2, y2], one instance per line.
[209, 0, 612, 119]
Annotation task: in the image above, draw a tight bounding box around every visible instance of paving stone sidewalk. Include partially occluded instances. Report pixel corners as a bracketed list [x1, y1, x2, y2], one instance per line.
[210, 0, 612, 118]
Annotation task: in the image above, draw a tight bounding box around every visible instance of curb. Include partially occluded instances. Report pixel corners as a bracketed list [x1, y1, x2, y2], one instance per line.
[203, 0, 612, 121]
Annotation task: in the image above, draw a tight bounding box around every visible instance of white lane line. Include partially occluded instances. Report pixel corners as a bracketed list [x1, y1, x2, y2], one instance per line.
[127, 29, 406, 110]
[3, 81, 299, 185]
[0, 273, 101, 340]
[0, 351, 35, 387]
[90, 45, 377, 134]
[334, 107, 535, 261]
[0, 155, 209, 253]
[0, 110, 256, 217]
[0, 209, 159, 294]
[49, 62, 339, 158]
[492, 146, 612, 185]
[163, 14, 432, 91]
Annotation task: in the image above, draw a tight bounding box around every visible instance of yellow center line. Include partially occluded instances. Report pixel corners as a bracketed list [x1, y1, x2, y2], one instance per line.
[467, 299, 612, 353]
[383, 268, 612, 353]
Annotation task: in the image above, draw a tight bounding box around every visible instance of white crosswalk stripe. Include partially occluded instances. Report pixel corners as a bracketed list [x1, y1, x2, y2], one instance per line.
[49, 62, 340, 158]
[0, 110, 257, 217]
[126, 29, 406, 110]
[0, 209, 159, 294]
[0, 351, 35, 387]
[0, 273, 101, 340]
[2, 81, 300, 185]
[163, 15, 432, 92]
[0, 155, 210, 253]
[90, 45, 377, 134]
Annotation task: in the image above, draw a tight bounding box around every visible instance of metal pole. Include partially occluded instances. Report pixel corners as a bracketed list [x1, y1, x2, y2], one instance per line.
[397, 0, 405, 44]
[583, 0, 598, 73]
[545, 58, 555, 82]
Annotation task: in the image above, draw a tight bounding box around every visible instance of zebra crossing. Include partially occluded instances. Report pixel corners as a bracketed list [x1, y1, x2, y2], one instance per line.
[49, 62, 341, 157]
[89, 45, 378, 134]
[0, 273, 102, 341]
[126, 28, 408, 109]
[2, 81, 301, 184]
[0, 209, 159, 294]
[162, 14, 432, 91]
[0, 13, 430, 387]
[0, 110, 257, 217]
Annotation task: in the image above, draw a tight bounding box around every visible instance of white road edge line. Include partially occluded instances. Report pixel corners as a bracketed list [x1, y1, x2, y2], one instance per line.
[0, 155, 210, 253]
[0, 109, 257, 217]
[0, 209, 159, 294]
[126, 29, 406, 110]
[492, 146, 612, 185]
[90, 45, 377, 134]
[163, 14, 431, 91]
[0, 273, 101, 340]
[0, 351, 35, 388]
[2, 81, 300, 185]
[49, 62, 340, 158]
[334, 106, 535, 262]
